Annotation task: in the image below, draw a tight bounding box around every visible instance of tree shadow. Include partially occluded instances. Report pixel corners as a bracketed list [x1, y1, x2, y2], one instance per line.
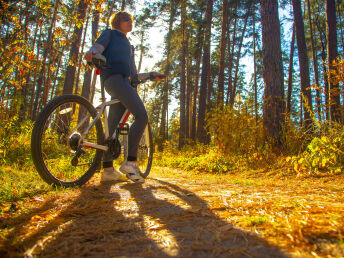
[1, 178, 290, 257]
[2, 182, 167, 257]
[121, 178, 290, 257]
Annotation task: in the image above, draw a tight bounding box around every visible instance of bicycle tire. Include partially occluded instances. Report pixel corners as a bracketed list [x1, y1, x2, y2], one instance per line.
[118, 123, 153, 178]
[31, 94, 104, 187]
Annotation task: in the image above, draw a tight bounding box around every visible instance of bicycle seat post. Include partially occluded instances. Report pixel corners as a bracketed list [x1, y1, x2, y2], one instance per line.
[98, 70, 106, 103]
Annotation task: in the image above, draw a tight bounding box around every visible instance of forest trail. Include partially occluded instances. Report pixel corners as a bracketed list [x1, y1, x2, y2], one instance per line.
[1, 167, 344, 257]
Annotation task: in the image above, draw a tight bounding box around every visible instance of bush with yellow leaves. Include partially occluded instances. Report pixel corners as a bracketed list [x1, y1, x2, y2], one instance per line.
[206, 97, 264, 154]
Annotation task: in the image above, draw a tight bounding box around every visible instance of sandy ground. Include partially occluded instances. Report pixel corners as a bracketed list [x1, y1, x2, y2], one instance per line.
[1, 167, 344, 257]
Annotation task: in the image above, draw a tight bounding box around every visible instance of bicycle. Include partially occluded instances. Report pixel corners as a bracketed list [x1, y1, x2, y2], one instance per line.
[31, 54, 165, 187]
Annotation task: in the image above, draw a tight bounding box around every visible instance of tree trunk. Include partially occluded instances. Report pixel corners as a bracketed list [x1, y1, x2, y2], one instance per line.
[226, 7, 237, 105]
[81, 8, 99, 103]
[217, 0, 228, 108]
[31, 3, 59, 120]
[230, 9, 249, 106]
[62, 0, 88, 95]
[315, 18, 330, 120]
[137, 31, 144, 73]
[179, 0, 187, 149]
[292, 0, 313, 129]
[190, 27, 204, 141]
[307, 0, 322, 121]
[74, 8, 90, 96]
[326, 0, 341, 122]
[158, 3, 176, 151]
[185, 34, 191, 139]
[29, 25, 43, 118]
[253, 6, 258, 125]
[286, 24, 296, 116]
[197, 0, 213, 144]
[260, 0, 284, 146]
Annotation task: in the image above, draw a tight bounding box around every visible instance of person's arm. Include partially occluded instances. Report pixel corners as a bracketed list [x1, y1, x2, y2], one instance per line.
[84, 30, 111, 62]
[137, 72, 166, 81]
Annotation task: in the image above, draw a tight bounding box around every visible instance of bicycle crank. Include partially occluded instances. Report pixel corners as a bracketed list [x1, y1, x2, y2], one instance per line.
[71, 145, 86, 166]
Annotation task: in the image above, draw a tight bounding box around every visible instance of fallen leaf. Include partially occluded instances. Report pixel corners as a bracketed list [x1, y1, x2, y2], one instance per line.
[219, 224, 233, 231]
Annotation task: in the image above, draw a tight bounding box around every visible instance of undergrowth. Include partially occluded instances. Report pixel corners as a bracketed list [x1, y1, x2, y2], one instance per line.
[0, 116, 53, 202]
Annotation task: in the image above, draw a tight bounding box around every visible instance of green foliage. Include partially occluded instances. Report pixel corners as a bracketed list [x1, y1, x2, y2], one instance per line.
[0, 116, 33, 165]
[0, 117, 55, 202]
[154, 140, 282, 175]
[0, 164, 52, 202]
[287, 123, 344, 175]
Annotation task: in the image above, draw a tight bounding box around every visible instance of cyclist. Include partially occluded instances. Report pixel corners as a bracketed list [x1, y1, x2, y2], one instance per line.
[84, 11, 163, 183]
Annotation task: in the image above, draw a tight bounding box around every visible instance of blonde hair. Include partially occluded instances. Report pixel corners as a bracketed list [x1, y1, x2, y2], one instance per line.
[109, 11, 133, 30]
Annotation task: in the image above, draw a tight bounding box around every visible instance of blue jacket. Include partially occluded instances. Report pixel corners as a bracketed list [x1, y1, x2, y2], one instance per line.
[95, 29, 137, 80]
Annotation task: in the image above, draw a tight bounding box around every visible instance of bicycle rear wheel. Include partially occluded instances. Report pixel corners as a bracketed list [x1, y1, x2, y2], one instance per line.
[118, 123, 153, 178]
[31, 94, 104, 187]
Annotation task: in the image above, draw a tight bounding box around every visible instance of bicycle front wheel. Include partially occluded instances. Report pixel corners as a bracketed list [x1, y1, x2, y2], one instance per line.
[31, 94, 104, 187]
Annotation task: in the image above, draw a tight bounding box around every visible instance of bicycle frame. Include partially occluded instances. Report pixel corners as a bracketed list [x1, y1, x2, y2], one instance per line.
[74, 98, 130, 152]
[70, 68, 152, 154]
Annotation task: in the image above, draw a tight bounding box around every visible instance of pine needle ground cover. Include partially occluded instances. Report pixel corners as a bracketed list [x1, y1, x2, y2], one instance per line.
[1, 167, 343, 257]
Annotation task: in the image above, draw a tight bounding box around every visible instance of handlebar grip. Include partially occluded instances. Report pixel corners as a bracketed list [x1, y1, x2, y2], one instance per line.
[87, 54, 106, 69]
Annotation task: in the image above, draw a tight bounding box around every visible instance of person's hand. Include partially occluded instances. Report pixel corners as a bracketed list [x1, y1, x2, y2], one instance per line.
[151, 72, 166, 81]
[84, 51, 96, 62]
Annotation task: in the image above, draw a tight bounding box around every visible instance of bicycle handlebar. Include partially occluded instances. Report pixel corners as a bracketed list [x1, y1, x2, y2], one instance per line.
[87, 54, 106, 69]
[87, 54, 166, 84]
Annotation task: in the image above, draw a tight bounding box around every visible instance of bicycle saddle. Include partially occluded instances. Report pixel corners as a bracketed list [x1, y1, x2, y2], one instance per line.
[91, 54, 106, 69]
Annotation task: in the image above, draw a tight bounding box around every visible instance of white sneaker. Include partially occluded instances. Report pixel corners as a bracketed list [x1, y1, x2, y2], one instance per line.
[119, 161, 145, 183]
[101, 167, 124, 182]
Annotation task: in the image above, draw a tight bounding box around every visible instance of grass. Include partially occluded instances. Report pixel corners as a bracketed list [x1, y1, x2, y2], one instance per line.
[0, 162, 59, 203]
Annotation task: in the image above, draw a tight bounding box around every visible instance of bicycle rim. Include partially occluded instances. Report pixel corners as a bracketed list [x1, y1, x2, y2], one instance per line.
[32, 95, 103, 186]
[117, 124, 153, 178]
[136, 123, 153, 178]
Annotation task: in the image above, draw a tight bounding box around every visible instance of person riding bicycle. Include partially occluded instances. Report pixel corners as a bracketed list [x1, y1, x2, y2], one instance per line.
[84, 11, 163, 183]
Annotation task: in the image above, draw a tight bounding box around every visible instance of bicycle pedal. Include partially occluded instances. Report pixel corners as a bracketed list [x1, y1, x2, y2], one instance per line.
[118, 123, 129, 135]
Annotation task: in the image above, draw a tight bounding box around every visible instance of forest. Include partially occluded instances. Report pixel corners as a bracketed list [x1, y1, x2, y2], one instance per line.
[1, 0, 344, 256]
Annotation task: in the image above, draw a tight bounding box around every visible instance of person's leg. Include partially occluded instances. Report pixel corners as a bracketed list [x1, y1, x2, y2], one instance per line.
[102, 101, 126, 168]
[101, 75, 126, 182]
[104, 74, 148, 160]
[103, 74, 148, 183]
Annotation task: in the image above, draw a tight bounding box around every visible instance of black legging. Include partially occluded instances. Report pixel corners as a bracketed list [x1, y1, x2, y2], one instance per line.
[102, 74, 148, 167]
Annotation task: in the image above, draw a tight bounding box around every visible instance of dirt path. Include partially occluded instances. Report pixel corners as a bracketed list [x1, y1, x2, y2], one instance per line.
[1, 167, 344, 257]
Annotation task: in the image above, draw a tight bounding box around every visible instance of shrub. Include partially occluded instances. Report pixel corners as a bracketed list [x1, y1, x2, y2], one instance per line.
[288, 124, 344, 175]
[206, 98, 264, 155]
[0, 115, 33, 165]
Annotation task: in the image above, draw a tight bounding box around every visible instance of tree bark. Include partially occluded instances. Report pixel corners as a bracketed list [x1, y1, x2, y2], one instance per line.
[81, 8, 99, 104]
[62, 0, 88, 95]
[230, 9, 249, 106]
[179, 0, 187, 149]
[292, 0, 313, 129]
[315, 17, 330, 120]
[31, 3, 59, 120]
[217, 0, 228, 108]
[197, 0, 213, 143]
[158, 3, 176, 151]
[307, 0, 322, 121]
[252, 5, 258, 125]
[260, 0, 284, 145]
[326, 0, 341, 122]
[185, 34, 191, 139]
[226, 6, 237, 105]
[190, 27, 204, 141]
[286, 24, 296, 116]
[74, 7, 90, 96]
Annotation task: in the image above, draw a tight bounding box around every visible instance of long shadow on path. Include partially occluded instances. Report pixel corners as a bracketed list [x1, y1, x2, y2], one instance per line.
[121, 178, 289, 257]
[2, 177, 290, 257]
